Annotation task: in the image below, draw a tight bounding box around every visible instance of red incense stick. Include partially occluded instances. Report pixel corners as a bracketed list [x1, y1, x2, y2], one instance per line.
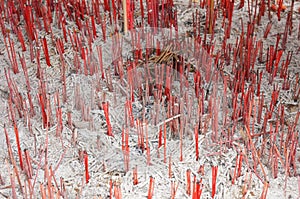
[186, 169, 191, 195]
[84, 151, 89, 183]
[133, 166, 138, 185]
[102, 102, 113, 137]
[211, 166, 218, 198]
[148, 176, 155, 199]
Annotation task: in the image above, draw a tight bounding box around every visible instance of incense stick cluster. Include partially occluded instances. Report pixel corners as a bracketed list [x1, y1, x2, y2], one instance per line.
[0, 0, 299, 198]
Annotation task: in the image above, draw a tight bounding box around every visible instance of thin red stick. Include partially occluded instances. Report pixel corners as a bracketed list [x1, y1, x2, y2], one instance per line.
[212, 166, 218, 198]
[169, 155, 172, 178]
[238, 153, 243, 177]
[24, 4, 35, 41]
[232, 155, 239, 184]
[113, 183, 122, 199]
[16, 27, 26, 51]
[42, 37, 51, 66]
[145, 122, 151, 166]
[186, 169, 191, 195]
[24, 149, 33, 179]
[84, 151, 89, 183]
[194, 125, 199, 161]
[4, 125, 14, 163]
[148, 176, 155, 199]
[102, 102, 113, 137]
[133, 166, 138, 185]
[13, 122, 24, 170]
[123, 129, 130, 172]
[110, 179, 113, 199]
[170, 180, 179, 199]
[196, 179, 203, 199]
[260, 181, 269, 199]
[38, 93, 48, 129]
